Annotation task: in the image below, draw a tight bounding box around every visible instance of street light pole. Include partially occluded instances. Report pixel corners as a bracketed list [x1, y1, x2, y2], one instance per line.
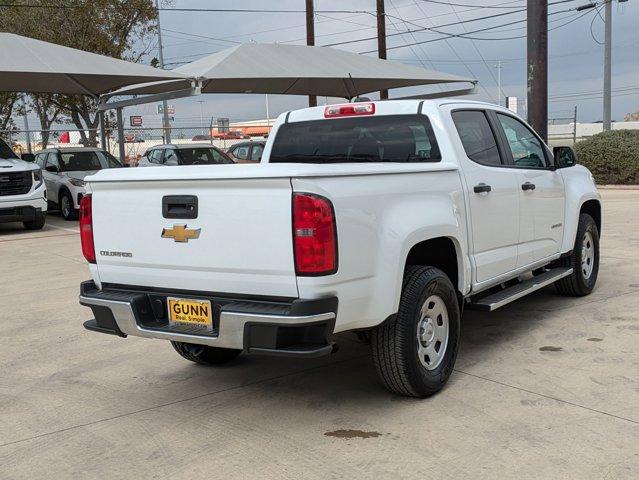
[495, 61, 502, 106]
[155, 0, 171, 143]
[603, 0, 612, 130]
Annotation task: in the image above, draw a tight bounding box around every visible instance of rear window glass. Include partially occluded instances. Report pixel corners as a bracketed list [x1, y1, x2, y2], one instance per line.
[60, 151, 103, 171]
[270, 115, 440, 163]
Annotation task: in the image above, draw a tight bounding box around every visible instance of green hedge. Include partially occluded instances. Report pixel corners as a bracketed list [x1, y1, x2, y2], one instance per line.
[575, 129, 639, 185]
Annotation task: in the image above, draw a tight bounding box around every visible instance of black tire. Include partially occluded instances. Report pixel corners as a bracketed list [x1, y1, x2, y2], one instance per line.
[555, 213, 599, 297]
[371, 266, 461, 398]
[171, 341, 241, 365]
[23, 212, 46, 230]
[60, 190, 78, 221]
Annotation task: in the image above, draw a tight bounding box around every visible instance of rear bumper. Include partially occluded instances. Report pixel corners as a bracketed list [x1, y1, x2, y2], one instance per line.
[79, 281, 338, 358]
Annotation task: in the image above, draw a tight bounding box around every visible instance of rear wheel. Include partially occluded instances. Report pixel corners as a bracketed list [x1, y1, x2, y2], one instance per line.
[555, 213, 599, 296]
[371, 266, 460, 397]
[23, 211, 46, 230]
[171, 341, 241, 365]
[60, 190, 78, 221]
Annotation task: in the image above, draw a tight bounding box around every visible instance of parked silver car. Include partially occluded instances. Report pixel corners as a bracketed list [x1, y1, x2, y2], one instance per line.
[34, 147, 124, 220]
[138, 144, 234, 167]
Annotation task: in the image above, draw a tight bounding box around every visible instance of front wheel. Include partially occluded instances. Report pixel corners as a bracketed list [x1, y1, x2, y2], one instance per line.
[60, 190, 78, 221]
[555, 213, 599, 296]
[371, 266, 460, 398]
[23, 211, 46, 230]
[171, 341, 241, 365]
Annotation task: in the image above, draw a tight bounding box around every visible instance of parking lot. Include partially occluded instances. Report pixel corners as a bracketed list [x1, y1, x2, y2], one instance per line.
[1, 189, 637, 479]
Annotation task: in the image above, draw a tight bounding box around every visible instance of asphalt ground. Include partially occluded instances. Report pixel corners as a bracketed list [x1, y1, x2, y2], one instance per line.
[0, 189, 637, 479]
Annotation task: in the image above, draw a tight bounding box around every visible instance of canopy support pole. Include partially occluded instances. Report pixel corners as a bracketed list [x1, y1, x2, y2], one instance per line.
[116, 107, 126, 164]
[98, 111, 107, 151]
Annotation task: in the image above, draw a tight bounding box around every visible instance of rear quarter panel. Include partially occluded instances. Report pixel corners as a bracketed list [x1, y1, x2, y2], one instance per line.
[293, 169, 468, 332]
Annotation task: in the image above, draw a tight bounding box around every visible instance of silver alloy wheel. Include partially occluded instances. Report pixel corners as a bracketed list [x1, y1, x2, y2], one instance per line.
[61, 194, 71, 218]
[581, 231, 595, 279]
[417, 295, 449, 370]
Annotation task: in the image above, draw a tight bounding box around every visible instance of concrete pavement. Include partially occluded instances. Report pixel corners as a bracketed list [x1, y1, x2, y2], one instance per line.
[0, 192, 637, 479]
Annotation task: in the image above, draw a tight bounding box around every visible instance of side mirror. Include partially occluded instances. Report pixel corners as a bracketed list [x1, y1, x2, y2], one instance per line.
[21, 153, 35, 162]
[45, 164, 59, 173]
[553, 146, 578, 169]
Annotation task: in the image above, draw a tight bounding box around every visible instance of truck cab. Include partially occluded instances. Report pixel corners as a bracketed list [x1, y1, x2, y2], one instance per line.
[0, 137, 47, 230]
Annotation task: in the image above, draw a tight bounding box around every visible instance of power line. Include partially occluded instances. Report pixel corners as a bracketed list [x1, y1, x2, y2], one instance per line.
[359, 4, 600, 53]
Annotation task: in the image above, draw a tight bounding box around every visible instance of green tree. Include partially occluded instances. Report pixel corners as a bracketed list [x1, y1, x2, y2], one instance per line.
[0, 0, 158, 146]
[0, 93, 19, 131]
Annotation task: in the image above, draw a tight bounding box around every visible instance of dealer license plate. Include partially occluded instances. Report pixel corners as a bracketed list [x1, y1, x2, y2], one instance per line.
[167, 297, 213, 330]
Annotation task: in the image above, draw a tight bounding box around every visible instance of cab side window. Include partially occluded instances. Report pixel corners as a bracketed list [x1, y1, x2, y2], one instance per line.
[35, 153, 46, 168]
[251, 144, 264, 161]
[234, 145, 250, 161]
[496, 114, 547, 168]
[45, 152, 60, 171]
[148, 150, 162, 164]
[163, 149, 179, 166]
[451, 110, 502, 166]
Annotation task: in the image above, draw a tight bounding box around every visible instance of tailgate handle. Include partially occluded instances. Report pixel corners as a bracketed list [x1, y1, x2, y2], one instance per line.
[162, 195, 198, 219]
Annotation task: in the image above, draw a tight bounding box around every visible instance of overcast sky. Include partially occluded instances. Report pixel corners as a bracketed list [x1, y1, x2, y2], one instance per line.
[125, 0, 638, 127]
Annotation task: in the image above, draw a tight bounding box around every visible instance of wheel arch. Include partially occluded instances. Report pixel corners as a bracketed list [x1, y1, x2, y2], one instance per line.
[580, 199, 601, 234]
[403, 235, 465, 295]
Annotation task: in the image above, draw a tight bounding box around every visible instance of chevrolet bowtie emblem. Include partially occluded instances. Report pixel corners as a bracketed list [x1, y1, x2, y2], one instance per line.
[161, 224, 201, 243]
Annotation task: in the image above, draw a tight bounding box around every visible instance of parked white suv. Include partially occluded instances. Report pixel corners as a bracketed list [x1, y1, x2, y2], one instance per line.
[34, 147, 124, 220]
[79, 100, 601, 397]
[0, 137, 47, 230]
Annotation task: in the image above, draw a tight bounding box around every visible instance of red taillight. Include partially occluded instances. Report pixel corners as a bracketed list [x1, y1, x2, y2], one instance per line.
[324, 102, 375, 118]
[293, 193, 337, 276]
[79, 194, 95, 263]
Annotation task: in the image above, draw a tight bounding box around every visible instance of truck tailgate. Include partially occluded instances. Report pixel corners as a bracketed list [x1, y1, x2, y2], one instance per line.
[90, 177, 298, 298]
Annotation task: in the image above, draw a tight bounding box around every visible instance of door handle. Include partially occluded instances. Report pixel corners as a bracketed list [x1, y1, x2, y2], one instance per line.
[473, 183, 492, 194]
[521, 182, 536, 191]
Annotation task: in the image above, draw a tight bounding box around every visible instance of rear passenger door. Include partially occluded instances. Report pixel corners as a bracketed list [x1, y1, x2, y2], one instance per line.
[493, 113, 565, 266]
[451, 109, 521, 286]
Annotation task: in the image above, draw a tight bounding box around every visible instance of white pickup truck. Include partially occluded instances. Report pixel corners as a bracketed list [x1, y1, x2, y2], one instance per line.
[0, 137, 47, 230]
[79, 100, 601, 397]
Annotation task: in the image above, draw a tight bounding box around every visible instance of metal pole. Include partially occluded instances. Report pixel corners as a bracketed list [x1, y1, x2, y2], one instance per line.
[306, 0, 317, 107]
[98, 111, 107, 151]
[156, 0, 171, 143]
[603, 0, 612, 130]
[116, 107, 126, 164]
[21, 97, 32, 154]
[377, 0, 388, 100]
[496, 61, 502, 106]
[265, 94, 270, 135]
[573, 105, 578, 145]
[527, 0, 548, 142]
[198, 100, 204, 135]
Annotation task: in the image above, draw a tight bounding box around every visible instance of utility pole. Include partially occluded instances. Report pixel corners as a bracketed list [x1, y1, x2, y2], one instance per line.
[377, 0, 388, 100]
[603, 0, 612, 130]
[305, 0, 317, 107]
[495, 61, 502, 106]
[155, 0, 171, 143]
[527, 0, 548, 142]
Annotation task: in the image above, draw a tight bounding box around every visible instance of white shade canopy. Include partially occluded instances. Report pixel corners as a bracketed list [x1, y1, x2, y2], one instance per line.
[0, 33, 190, 95]
[107, 43, 475, 100]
